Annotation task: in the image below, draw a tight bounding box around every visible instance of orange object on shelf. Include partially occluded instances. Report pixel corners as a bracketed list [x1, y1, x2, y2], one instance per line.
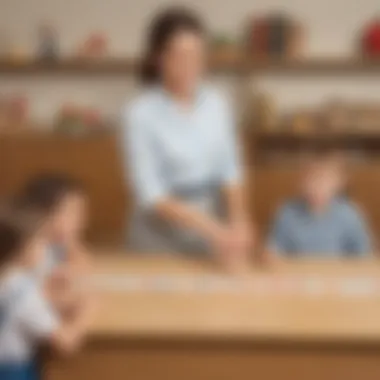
[78, 32, 108, 59]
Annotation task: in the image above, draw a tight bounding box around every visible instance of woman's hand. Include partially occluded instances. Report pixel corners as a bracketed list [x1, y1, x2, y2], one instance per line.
[231, 219, 255, 256]
[226, 220, 255, 273]
[208, 224, 237, 255]
[208, 222, 254, 273]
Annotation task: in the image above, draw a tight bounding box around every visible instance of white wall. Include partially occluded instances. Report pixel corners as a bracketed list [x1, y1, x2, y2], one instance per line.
[0, 0, 379, 125]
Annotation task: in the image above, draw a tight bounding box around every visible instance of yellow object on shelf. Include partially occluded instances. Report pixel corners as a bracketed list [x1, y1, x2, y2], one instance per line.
[291, 111, 314, 134]
[251, 93, 279, 132]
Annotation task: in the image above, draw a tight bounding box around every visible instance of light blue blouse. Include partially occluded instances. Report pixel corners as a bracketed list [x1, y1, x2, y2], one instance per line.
[121, 85, 241, 253]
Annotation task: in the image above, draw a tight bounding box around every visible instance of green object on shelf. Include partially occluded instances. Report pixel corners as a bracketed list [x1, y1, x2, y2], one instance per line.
[211, 34, 236, 48]
[56, 117, 86, 135]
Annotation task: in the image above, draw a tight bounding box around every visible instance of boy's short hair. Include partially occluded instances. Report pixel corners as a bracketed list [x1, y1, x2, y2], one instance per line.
[17, 174, 84, 215]
[0, 203, 43, 269]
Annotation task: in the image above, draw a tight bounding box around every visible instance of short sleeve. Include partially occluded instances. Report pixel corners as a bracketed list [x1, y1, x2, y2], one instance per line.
[267, 205, 294, 255]
[121, 102, 169, 208]
[218, 95, 242, 185]
[18, 286, 58, 340]
[343, 206, 372, 256]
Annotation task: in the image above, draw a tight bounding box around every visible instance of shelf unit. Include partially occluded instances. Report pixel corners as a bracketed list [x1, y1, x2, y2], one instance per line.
[0, 59, 138, 75]
[1, 57, 380, 75]
[242, 130, 380, 164]
[251, 131, 380, 145]
[2, 56, 380, 238]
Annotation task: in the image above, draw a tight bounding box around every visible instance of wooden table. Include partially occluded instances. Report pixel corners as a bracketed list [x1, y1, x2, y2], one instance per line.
[45, 255, 380, 380]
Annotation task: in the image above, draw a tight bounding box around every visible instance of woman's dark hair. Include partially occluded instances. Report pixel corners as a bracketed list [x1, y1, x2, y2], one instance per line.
[0, 203, 43, 269]
[140, 7, 205, 84]
[17, 174, 84, 215]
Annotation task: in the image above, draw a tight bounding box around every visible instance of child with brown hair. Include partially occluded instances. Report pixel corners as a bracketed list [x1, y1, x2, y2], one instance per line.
[16, 174, 94, 323]
[17, 174, 91, 278]
[0, 203, 91, 380]
[266, 150, 372, 258]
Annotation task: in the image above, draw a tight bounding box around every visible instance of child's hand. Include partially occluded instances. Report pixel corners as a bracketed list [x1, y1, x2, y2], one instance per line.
[44, 266, 76, 314]
[52, 265, 72, 283]
[66, 243, 92, 274]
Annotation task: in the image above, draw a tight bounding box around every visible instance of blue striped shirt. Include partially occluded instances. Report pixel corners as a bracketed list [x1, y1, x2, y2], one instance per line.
[268, 198, 372, 258]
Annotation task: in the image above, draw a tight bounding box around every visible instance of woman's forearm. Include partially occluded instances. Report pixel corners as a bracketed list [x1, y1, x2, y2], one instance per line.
[223, 183, 255, 263]
[154, 197, 224, 240]
[223, 183, 250, 225]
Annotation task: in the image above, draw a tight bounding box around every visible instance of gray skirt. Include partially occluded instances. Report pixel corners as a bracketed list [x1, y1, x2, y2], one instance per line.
[127, 184, 225, 256]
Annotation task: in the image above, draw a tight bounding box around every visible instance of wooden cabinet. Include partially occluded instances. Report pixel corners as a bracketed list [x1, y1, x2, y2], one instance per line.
[251, 161, 380, 241]
[0, 133, 379, 245]
[0, 133, 128, 244]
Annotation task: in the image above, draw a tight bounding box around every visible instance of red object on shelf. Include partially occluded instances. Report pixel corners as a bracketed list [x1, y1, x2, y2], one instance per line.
[58, 103, 103, 130]
[80, 32, 108, 58]
[8, 95, 29, 123]
[61, 103, 80, 118]
[251, 17, 269, 57]
[362, 18, 380, 57]
[83, 108, 102, 127]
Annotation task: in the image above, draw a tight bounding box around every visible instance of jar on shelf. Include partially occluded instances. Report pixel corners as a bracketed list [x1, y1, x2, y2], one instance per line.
[290, 109, 315, 134]
[251, 92, 279, 132]
[323, 100, 351, 131]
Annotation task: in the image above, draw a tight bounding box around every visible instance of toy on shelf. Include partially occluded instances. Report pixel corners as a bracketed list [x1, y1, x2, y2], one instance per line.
[248, 16, 267, 60]
[283, 99, 380, 134]
[290, 109, 315, 134]
[37, 23, 59, 61]
[247, 13, 305, 60]
[55, 103, 106, 135]
[8, 95, 29, 124]
[354, 103, 380, 132]
[7, 45, 31, 64]
[209, 34, 242, 65]
[360, 17, 380, 58]
[286, 21, 305, 60]
[249, 92, 279, 132]
[323, 101, 352, 131]
[0, 95, 30, 132]
[83, 108, 102, 127]
[77, 32, 108, 59]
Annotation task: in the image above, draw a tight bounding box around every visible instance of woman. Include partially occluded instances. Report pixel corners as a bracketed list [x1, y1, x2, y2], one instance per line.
[121, 7, 253, 270]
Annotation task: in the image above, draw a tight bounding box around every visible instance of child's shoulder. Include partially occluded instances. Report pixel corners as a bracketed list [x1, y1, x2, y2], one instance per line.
[276, 198, 305, 218]
[0, 270, 37, 325]
[0, 270, 33, 299]
[333, 198, 364, 220]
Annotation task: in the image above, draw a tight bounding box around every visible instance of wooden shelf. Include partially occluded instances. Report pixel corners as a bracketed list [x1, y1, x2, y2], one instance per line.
[249, 131, 380, 149]
[1, 58, 380, 76]
[0, 59, 138, 76]
[253, 131, 380, 140]
[245, 59, 380, 75]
